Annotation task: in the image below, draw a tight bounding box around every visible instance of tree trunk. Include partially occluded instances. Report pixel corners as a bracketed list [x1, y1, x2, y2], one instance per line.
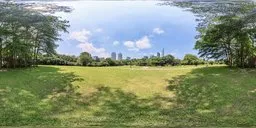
[227, 42, 233, 67]
[35, 46, 39, 66]
[33, 47, 37, 66]
[33, 42, 40, 67]
[13, 53, 16, 68]
[240, 40, 245, 68]
[33, 34, 39, 67]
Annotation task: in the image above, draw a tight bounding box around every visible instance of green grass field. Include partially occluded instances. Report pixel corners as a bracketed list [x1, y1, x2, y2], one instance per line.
[1, 65, 256, 127]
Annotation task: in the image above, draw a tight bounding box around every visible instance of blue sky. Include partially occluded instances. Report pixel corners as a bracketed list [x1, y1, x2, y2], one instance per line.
[54, 1, 198, 59]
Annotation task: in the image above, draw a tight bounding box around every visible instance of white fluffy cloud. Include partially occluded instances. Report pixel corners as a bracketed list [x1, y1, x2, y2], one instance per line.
[70, 29, 109, 57]
[113, 41, 120, 46]
[77, 42, 105, 53]
[124, 41, 135, 48]
[123, 36, 151, 51]
[77, 42, 109, 57]
[135, 36, 151, 49]
[69, 29, 91, 42]
[153, 28, 165, 35]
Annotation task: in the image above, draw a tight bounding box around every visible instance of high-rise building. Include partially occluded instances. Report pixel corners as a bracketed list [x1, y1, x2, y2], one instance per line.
[118, 53, 123, 60]
[126, 57, 131, 60]
[99, 57, 105, 61]
[93, 56, 99, 61]
[143, 56, 149, 59]
[157, 52, 161, 58]
[111, 52, 116, 60]
[162, 48, 165, 57]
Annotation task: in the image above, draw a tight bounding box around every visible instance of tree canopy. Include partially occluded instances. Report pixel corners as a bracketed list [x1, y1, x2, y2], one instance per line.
[78, 52, 93, 66]
[164, 0, 256, 67]
[182, 54, 200, 65]
[0, 2, 69, 68]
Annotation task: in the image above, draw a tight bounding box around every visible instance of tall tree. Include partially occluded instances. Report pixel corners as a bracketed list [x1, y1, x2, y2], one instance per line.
[78, 52, 93, 66]
[163, 0, 256, 67]
[0, 2, 69, 68]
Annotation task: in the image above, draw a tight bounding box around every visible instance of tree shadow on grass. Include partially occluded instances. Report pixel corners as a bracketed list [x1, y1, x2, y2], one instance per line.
[0, 66, 83, 126]
[166, 66, 256, 127]
[1, 66, 256, 127]
[76, 66, 256, 127]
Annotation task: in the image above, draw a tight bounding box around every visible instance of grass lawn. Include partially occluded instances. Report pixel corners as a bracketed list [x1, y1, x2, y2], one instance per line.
[0, 65, 256, 127]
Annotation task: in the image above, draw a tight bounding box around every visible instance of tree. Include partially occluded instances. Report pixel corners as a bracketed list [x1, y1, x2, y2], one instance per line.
[136, 59, 148, 66]
[167, 0, 256, 68]
[162, 55, 175, 65]
[182, 54, 199, 65]
[38, 53, 78, 66]
[195, 12, 256, 67]
[173, 59, 181, 66]
[0, 2, 69, 68]
[105, 58, 116, 66]
[78, 52, 92, 66]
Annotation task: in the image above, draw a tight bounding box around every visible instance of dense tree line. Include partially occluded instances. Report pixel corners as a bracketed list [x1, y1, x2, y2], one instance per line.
[38, 54, 77, 66]
[73, 52, 217, 67]
[37, 52, 221, 67]
[0, 2, 69, 68]
[77, 52, 182, 67]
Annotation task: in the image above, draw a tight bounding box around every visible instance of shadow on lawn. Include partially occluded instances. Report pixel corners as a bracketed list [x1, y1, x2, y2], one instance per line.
[1, 66, 256, 127]
[80, 66, 256, 127]
[0, 66, 83, 126]
[166, 67, 256, 127]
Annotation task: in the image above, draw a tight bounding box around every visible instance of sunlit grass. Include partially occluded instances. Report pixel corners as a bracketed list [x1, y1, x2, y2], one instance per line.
[0, 65, 256, 127]
[57, 65, 200, 98]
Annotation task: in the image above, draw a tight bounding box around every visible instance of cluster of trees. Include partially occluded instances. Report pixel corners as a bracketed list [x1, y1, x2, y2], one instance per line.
[196, 13, 256, 68]
[0, 3, 69, 68]
[37, 51, 222, 67]
[38, 54, 77, 66]
[134, 54, 211, 66]
[77, 52, 181, 67]
[181, 54, 202, 65]
[171, 0, 256, 68]
[75, 52, 218, 67]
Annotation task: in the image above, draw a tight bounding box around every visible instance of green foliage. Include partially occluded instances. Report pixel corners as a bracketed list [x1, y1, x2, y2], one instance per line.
[38, 54, 78, 66]
[105, 58, 117, 66]
[74, 53, 183, 67]
[170, 1, 256, 68]
[162, 55, 175, 65]
[196, 14, 256, 67]
[182, 54, 200, 65]
[173, 58, 182, 66]
[58, 53, 210, 67]
[0, 3, 69, 68]
[58, 54, 77, 62]
[129, 54, 176, 66]
[78, 52, 93, 66]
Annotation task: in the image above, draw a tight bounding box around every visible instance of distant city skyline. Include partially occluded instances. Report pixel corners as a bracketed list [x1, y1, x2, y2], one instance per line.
[107, 49, 166, 60]
[118, 53, 123, 60]
[157, 52, 161, 58]
[111, 52, 117, 60]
